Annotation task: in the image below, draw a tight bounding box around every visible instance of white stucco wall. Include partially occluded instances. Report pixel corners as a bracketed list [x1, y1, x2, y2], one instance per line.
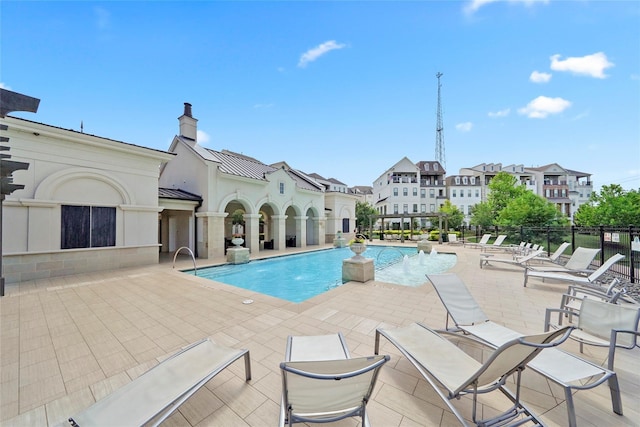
[1, 117, 173, 283]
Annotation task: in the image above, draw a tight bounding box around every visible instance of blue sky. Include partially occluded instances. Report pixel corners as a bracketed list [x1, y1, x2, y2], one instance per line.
[3, 0, 639, 192]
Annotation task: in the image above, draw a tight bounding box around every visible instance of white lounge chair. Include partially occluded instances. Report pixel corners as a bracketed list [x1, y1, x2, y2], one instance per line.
[527, 247, 600, 274]
[545, 297, 640, 371]
[560, 278, 632, 322]
[280, 332, 389, 427]
[447, 233, 463, 245]
[480, 234, 509, 252]
[524, 253, 624, 287]
[65, 338, 251, 427]
[535, 241, 571, 264]
[425, 273, 623, 427]
[375, 322, 573, 427]
[480, 249, 544, 269]
[464, 233, 491, 249]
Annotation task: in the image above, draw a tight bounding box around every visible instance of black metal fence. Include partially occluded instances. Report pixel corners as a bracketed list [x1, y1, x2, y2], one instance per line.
[458, 225, 640, 283]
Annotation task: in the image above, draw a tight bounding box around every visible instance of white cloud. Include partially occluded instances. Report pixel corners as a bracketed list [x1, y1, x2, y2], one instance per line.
[197, 130, 211, 145]
[530, 71, 551, 83]
[464, 0, 548, 14]
[550, 52, 614, 79]
[456, 122, 473, 132]
[0, 82, 11, 90]
[518, 96, 571, 118]
[94, 6, 111, 30]
[298, 40, 346, 68]
[253, 103, 274, 109]
[488, 108, 511, 118]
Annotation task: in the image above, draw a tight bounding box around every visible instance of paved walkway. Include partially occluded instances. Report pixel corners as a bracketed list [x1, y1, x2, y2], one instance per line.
[1, 243, 638, 426]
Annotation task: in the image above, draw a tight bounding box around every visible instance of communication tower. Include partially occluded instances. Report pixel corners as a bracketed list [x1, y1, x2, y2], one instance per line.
[435, 72, 446, 168]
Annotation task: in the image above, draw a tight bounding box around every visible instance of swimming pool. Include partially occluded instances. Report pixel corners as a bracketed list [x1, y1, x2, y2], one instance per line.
[185, 246, 456, 303]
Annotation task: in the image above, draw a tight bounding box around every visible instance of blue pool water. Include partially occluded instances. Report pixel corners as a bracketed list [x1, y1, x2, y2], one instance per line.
[185, 246, 456, 303]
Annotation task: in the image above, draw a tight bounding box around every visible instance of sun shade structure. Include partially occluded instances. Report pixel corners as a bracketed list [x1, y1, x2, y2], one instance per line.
[425, 273, 623, 427]
[279, 332, 389, 427]
[375, 322, 573, 427]
[65, 338, 251, 427]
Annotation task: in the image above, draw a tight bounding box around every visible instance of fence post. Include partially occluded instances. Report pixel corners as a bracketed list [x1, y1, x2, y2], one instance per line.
[599, 225, 605, 264]
[571, 225, 575, 252]
[546, 226, 551, 256]
[630, 225, 636, 284]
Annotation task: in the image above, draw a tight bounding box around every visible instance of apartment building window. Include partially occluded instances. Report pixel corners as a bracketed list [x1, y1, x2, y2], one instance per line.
[393, 187, 398, 196]
[463, 177, 468, 184]
[412, 204, 418, 213]
[475, 189, 479, 197]
[421, 204, 426, 213]
[452, 189, 456, 197]
[61, 205, 116, 249]
[403, 187, 408, 196]
[429, 189, 435, 197]
[460, 190, 464, 198]
[393, 204, 398, 214]
[420, 188, 426, 198]
[279, 182, 285, 194]
[471, 177, 476, 184]
[455, 177, 460, 184]
[434, 164, 439, 170]
[430, 204, 435, 212]
[403, 204, 408, 213]
[459, 205, 464, 213]
[413, 188, 417, 196]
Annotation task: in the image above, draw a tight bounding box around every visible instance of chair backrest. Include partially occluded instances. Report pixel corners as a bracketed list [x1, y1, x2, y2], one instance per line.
[578, 298, 640, 347]
[517, 250, 544, 264]
[468, 327, 572, 393]
[280, 355, 389, 422]
[549, 242, 571, 262]
[564, 247, 600, 271]
[427, 274, 488, 325]
[586, 253, 625, 282]
[478, 234, 491, 245]
[448, 233, 458, 243]
[492, 235, 507, 246]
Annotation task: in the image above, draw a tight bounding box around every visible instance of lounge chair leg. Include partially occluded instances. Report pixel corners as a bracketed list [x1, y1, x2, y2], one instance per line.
[608, 372, 623, 416]
[374, 331, 380, 355]
[243, 351, 252, 381]
[563, 386, 577, 427]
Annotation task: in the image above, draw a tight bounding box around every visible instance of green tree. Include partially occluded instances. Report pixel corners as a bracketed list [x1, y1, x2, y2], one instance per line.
[469, 202, 494, 228]
[470, 172, 526, 226]
[355, 201, 378, 233]
[574, 184, 640, 226]
[439, 200, 464, 230]
[497, 191, 569, 227]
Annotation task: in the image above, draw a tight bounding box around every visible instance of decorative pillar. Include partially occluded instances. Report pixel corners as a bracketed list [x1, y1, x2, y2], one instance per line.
[196, 212, 227, 259]
[243, 213, 261, 253]
[295, 215, 307, 248]
[272, 214, 287, 250]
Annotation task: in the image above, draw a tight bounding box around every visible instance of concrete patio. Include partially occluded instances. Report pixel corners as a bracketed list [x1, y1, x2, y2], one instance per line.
[1, 243, 638, 426]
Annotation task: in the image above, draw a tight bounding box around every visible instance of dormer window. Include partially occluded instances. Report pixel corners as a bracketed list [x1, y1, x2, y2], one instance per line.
[455, 177, 460, 184]
[463, 177, 468, 184]
[471, 177, 475, 184]
[434, 163, 439, 171]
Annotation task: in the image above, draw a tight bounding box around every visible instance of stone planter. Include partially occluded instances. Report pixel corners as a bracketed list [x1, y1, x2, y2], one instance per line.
[231, 237, 244, 246]
[349, 242, 367, 258]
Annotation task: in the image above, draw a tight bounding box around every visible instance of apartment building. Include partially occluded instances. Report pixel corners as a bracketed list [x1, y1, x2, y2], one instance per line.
[444, 175, 483, 226]
[372, 157, 446, 229]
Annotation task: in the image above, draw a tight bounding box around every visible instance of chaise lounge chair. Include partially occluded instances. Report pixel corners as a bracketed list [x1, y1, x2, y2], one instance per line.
[65, 338, 251, 427]
[480, 249, 544, 269]
[279, 332, 389, 427]
[533, 241, 571, 264]
[524, 253, 624, 287]
[464, 233, 491, 249]
[425, 273, 623, 427]
[526, 247, 600, 274]
[479, 234, 509, 252]
[375, 322, 573, 427]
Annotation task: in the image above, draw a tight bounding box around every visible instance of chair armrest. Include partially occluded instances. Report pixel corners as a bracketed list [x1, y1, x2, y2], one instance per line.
[544, 307, 578, 331]
[608, 329, 640, 370]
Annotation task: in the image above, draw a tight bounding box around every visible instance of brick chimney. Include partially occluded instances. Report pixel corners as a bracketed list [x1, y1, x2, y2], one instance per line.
[178, 102, 198, 144]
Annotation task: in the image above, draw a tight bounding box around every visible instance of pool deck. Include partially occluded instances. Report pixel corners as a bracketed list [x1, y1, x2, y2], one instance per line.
[1, 242, 638, 426]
